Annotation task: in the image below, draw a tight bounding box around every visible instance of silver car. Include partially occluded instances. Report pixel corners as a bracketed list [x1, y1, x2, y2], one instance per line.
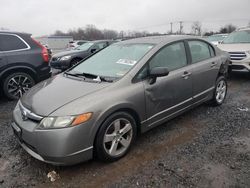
[12, 36, 229, 165]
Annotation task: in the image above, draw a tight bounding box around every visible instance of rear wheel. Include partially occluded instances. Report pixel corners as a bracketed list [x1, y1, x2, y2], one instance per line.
[3, 72, 35, 100]
[95, 112, 137, 162]
[210, 76, 227, 106]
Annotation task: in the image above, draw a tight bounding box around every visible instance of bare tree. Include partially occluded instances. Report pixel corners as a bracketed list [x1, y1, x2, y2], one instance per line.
[192, 21, 202, 36]
[54, 30, 66, 36]
[219, 24, 236, 33]
[102, 29, 118, 39]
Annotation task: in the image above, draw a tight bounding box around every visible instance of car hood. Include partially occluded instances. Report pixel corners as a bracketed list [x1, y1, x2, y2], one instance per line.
[53, 49, 88, 58]
[217, 43, 250, 52]
[21, 74, 111, 116]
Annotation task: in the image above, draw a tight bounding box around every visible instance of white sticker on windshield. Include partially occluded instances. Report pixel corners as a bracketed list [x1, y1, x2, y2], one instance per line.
[116, 59, 137, 66]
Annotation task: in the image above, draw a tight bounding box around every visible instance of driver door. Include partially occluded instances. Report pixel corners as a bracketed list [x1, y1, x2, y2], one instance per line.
[143, 41, 193, 128]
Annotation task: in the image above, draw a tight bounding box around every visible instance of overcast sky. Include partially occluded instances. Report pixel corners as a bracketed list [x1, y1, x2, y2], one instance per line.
[1, 0, 250, 36]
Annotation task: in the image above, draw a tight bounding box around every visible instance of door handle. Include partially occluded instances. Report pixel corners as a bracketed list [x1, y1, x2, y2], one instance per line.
[211, 62, 217, 68]
[182, 71, 192, 79]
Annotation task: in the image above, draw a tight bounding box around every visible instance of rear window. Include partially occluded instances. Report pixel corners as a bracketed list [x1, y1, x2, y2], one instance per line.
[0, 34, 29, 51]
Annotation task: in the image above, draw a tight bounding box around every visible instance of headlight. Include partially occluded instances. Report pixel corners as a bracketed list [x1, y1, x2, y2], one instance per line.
[39, 113, 92, 129]
[60, 55, 71, 61]
[246, 51, 250, 55]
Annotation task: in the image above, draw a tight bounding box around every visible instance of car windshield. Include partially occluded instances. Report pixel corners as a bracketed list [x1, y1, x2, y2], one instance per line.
[71, 43, 154, 78]
[75, 42, 94, 50]
[207, 35, 227, 42]
[222, 30, 250, 44]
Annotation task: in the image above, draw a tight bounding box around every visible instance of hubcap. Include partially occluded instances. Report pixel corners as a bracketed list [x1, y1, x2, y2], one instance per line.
[103, 118, 133, 157]
[7, 75, 33, 98]
[216, 80, 226, 103]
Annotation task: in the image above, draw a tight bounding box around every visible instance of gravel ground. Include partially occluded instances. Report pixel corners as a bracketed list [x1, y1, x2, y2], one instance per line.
[0, 72, 249, 188]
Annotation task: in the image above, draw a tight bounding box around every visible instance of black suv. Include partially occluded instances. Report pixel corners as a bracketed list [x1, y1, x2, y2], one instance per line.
[0, 31, 51, 100]
[50, 40, 116, 70]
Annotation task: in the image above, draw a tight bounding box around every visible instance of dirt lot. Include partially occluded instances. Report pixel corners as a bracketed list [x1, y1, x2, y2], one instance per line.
[0, 72, 249, 188]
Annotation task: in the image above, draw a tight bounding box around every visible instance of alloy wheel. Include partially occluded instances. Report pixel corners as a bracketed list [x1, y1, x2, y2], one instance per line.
[215, 80, 226, 103]
[103, 118, 133, 157]
[6, 74, 34, 99]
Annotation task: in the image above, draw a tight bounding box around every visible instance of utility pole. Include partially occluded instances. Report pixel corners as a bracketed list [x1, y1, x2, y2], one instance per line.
[170, 22, 173, 34]
[179, 21, 183, 34]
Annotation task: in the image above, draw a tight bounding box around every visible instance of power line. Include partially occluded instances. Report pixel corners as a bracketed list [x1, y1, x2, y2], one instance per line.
[134, 18, 250, 31]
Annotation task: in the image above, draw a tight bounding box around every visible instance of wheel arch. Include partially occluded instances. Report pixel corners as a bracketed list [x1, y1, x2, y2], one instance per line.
[217, 59, 229, 78]
[0, 66, 38, 84]
[92, 104, 142, 146]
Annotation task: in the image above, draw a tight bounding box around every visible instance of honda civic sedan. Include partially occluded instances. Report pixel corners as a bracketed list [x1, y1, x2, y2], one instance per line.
[12, 36, 229, 165]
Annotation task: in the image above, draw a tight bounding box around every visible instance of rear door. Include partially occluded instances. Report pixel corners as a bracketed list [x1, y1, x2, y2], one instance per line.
[0, 34, 8, 67]
[142, 41, 193, 127]
[187, 40, 219, 102]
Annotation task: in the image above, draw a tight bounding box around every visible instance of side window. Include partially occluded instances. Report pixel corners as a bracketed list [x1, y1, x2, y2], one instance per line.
[149, 42, 187, 71]
[209, 45, 215, 57]
[188, 41, 211, 63]
[0, 34, 28, 51]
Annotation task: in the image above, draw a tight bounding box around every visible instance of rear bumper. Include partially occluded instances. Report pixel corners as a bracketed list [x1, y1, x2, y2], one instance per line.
[37, 66, 52, 82]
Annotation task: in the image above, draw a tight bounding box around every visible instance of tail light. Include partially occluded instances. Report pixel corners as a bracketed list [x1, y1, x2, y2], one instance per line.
[32, 38, 49, 63]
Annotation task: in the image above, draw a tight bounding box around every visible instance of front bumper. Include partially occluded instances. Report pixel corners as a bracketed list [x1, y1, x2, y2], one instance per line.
[12, 105, 94, 165]
[229, 54, 250, 71]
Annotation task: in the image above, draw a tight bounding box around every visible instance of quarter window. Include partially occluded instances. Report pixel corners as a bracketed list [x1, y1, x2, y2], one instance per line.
[188, 41, 211, 63]
[0, 34, 28, 51]
[149, 42, 187, 71]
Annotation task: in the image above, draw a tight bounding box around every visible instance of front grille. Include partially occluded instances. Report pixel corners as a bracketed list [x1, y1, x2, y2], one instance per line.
[228, 52, 247, 61]
[19, 102, 43, 122]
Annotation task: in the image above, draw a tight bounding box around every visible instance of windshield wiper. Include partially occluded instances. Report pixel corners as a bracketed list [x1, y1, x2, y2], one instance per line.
[81, 72, 115, 83]
[64, 71, 115, 83]
[64, 71, 85, 78]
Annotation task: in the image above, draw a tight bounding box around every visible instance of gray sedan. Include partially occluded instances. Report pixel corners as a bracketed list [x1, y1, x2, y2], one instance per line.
[12, 36, 229, 165]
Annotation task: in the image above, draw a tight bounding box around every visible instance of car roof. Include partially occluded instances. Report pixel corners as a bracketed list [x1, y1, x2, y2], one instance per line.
[0, 30, 31, 36]
[209, 34, 228, 36]
[238, 27, 250, 31]
[119, 35, 203, 45]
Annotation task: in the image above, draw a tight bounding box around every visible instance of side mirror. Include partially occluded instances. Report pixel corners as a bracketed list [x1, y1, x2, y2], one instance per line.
[149, 67, 169, 84]
[91, 48, 97, 53]
[150, 67, 169, 77]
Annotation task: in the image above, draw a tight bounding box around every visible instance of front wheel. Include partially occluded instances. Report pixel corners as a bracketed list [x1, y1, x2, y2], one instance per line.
[94, 112, 137, 162]
[210, 76, 227, 106]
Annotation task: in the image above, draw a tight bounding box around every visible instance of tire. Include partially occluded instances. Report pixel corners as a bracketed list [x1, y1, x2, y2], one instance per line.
[94, 112, 137, 162]
[210, 76, 227, 106]
[3, 72, 35, 100]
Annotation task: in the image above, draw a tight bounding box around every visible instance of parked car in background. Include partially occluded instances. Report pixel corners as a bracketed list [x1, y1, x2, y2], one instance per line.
[0, 31, 51, 100]
[12, 36, 229, 165]
[206, 34, 228, 45]
[50, 40, 116, 70]
[217, 27, 250, 72]
[67, 40, 88, 50]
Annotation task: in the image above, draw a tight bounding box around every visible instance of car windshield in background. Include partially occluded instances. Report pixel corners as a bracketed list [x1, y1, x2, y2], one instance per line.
[207, 35, 226, 42]
[71, 43, 154, 78]
[222, 30, 250, 44]
[75, 42, 94, 50]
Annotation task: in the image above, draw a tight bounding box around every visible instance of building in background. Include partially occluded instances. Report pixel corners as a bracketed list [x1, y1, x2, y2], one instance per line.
[35, 35, 73, 53]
